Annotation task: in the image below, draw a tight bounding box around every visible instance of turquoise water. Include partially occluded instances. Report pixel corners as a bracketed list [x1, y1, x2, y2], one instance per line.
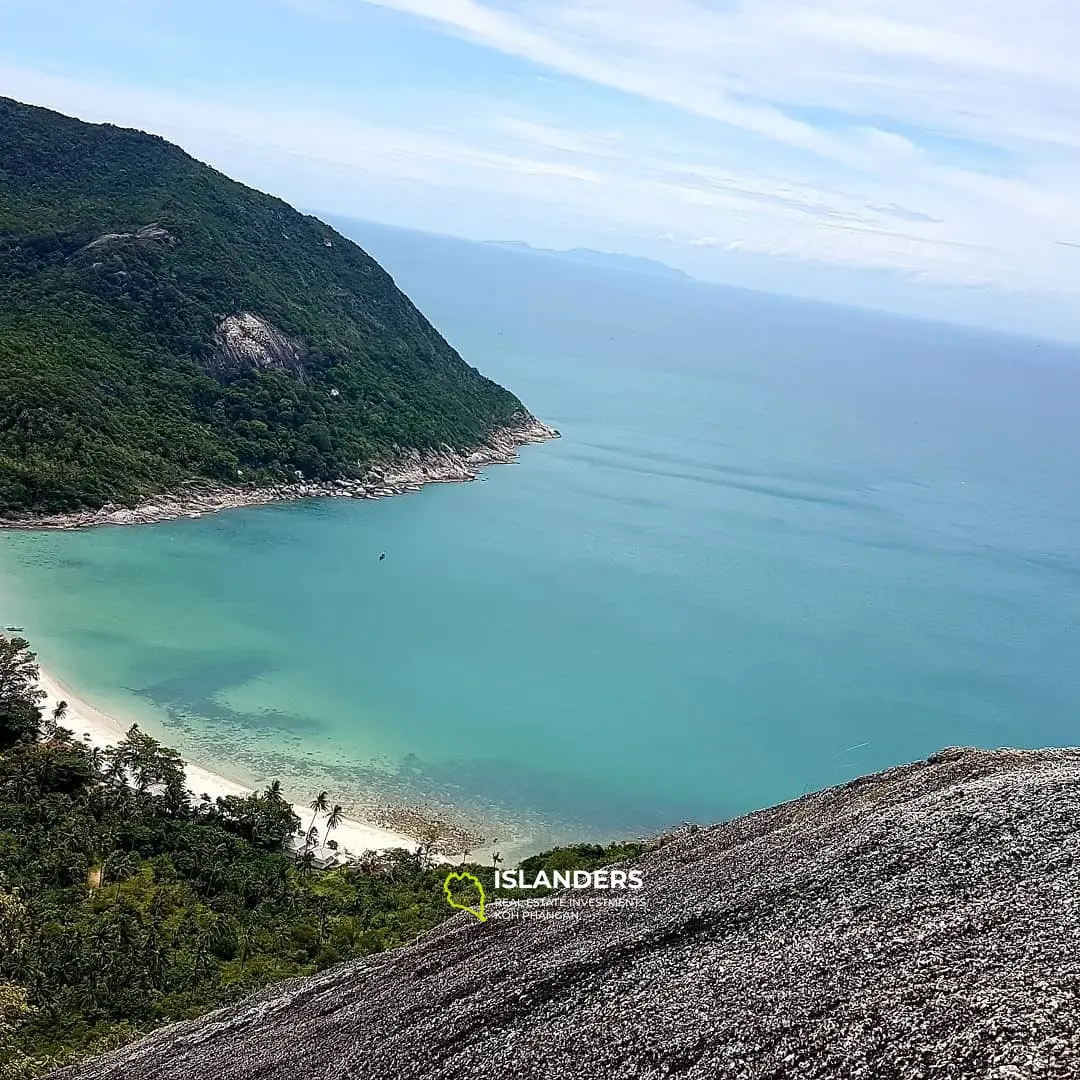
[2, 222, 1079, 851]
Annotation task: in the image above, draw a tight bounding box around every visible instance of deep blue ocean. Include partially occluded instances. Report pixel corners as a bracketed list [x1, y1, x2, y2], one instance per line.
[1, 221, 1078, 853]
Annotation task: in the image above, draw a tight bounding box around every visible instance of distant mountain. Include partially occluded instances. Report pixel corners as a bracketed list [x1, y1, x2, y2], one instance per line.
[0, 98, 543, 517]
[489, 240, 691, 280]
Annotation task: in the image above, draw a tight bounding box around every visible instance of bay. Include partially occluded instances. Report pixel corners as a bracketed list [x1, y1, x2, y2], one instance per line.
[2, 221, 1079, 852]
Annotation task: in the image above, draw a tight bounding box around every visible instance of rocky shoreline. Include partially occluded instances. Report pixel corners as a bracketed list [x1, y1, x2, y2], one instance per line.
[0, 414, 559, 530]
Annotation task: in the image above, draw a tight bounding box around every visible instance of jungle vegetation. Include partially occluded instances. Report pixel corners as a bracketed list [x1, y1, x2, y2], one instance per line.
[0, 96, 527, 516]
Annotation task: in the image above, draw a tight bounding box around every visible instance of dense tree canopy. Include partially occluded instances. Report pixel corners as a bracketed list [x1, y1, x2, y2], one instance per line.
[0, 97, 528, 515]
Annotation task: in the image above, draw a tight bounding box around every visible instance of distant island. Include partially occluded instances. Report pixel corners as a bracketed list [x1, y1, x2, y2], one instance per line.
[487, 240, 692, 281]
[0, 98, 555, 526]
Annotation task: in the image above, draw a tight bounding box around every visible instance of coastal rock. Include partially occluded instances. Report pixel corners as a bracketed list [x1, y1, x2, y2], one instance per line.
[51, 746, 1080, 1079]
[0, 415, 560, 530]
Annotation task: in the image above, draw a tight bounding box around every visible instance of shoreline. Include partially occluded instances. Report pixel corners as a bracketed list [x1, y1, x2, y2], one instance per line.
[1, 414, 559, 530]
[35, 666, 429, 861]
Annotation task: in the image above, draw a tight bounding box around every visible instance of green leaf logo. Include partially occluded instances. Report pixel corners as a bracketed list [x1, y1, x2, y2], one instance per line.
[443, 871, 487, 922]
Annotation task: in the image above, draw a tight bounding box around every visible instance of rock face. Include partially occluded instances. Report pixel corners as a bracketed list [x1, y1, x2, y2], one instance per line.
[210, 313, 307, 376]
[52, 747, 1080, 1079]
[79, 223, 177, 252]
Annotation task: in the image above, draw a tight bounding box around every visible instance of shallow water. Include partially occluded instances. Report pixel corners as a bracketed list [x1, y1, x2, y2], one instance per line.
[2, 222, 1079, 851]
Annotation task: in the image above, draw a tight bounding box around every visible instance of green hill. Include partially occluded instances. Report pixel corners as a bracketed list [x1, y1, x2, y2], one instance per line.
[0, 97, 534, 517]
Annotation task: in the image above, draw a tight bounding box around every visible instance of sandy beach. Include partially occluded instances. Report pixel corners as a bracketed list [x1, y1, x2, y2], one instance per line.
[36, 666, 424, 860]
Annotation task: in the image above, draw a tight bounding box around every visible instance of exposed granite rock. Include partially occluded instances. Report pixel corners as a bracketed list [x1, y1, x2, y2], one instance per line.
[210, 313, 307, 376]
[0, 414, 560, 529]
[78, 223, 176, 252]
[51, 746, 1080, 1079]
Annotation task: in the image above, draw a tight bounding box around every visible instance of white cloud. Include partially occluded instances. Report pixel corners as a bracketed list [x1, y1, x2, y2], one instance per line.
[341, 0, 1080, 298]
[354, 0, 1080, 163]
[5, 0, 1080, 325]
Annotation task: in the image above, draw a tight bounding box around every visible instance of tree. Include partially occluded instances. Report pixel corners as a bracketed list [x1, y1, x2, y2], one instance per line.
[0, 636, 44, 749]
[324, 804, 344, 860]
[309, 790, 330, 817]
[0, 980, 34, 1071]
[47, 698, 70, 738]
[110, 725, 191, 814]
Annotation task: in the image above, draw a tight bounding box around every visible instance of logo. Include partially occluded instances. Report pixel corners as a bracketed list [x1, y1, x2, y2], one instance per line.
[443, 871, 487, 922]
[495, 869, 643, 890]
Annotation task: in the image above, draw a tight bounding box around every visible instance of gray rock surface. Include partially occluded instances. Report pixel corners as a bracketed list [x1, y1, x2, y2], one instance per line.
[52, 747, 1080, 1079]
[78, 223, 177, 253]
[211, 312, 307, 376]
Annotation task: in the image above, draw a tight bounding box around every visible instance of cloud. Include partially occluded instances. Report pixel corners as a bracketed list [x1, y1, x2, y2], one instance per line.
[336, 0, 1080, 297]
[869, 204, 942, 225]
[352, 0, 1080, 164]
[4, 0, 1080, 326]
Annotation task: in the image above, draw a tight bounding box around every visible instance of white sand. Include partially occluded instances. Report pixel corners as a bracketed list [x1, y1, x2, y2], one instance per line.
[37, 667, 423, 860]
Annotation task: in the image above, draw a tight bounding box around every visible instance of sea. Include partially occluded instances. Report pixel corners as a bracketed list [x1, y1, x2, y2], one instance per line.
[2, 220, 1079, 856]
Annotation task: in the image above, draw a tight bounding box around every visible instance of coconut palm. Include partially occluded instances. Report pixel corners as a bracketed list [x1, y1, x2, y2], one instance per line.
[323, 804, 344, 859]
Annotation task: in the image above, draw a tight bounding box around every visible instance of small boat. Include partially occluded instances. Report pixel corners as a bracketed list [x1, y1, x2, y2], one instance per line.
[5, 626, 25, 632]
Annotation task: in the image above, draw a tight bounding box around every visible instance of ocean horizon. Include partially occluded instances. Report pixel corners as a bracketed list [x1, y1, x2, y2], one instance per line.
[2, 221, 1079, 857]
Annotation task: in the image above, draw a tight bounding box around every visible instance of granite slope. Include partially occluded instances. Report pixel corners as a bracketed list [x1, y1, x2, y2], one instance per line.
[52, 746, 1080, 1080]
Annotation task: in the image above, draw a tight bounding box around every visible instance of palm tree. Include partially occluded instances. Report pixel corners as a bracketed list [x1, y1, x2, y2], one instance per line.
[491, 851, 503, 870]
[264, 780, 284, 802]
[308, 791, 330, 860]
[85, 744, 104, 777]
[39, 700, 66, 740]
[324, 804, 344, 860]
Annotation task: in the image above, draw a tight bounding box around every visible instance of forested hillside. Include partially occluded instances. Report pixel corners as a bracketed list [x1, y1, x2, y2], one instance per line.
[0, 635, 637, 1077]
[0, 97, 530, 516]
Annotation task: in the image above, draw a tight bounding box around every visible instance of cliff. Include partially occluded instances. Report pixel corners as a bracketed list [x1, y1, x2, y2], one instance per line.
[51, 746, 1080, 1079]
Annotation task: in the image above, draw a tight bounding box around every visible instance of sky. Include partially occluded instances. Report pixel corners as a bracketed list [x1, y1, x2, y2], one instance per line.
[3, 0, 1080, 339]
